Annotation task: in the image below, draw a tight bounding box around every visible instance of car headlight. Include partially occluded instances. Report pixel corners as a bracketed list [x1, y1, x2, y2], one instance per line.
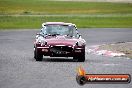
[36, 37, 47, 45]
[41, 40, 47, 46]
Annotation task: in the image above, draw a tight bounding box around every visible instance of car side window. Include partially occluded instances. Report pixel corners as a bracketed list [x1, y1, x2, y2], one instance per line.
[40, 26, 47, 35]
[72, 26, 79, 38]
[76, 30, 80, 38]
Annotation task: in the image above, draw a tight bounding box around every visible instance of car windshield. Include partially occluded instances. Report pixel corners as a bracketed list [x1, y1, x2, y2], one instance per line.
[41, 25, 76, 36]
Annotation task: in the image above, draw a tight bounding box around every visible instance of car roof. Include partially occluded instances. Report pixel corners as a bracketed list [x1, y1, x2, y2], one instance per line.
[42, 22, 76, 27]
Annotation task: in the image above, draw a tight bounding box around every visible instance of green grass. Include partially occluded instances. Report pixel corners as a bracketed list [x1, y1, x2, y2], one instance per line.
[0, 0, 132, 29]
[0, 0, 132, 15]
[0, 15, 132, 29]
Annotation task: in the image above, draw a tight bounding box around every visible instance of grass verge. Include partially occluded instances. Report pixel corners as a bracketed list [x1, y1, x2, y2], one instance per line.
[0, 15, 132, 29]
[0, 0, 132, 29]
[0, 0, 132, 15]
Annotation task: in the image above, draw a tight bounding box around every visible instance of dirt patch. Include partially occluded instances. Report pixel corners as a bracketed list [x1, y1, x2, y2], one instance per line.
[99, 42, 132, 58]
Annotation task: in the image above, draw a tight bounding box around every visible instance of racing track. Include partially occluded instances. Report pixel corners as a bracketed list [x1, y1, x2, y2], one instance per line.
[0, 28, 132, 88]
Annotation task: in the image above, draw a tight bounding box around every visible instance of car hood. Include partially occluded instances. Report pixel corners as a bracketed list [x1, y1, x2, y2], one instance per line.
[45, 35, 78, 46]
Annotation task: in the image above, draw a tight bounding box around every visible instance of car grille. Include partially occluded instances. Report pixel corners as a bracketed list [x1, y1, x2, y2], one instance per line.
[50, 46, 73, 54]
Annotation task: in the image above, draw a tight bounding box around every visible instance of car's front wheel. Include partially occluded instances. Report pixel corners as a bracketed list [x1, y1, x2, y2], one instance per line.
[73, 51, 85, 62]
[34, 47, 43, 61]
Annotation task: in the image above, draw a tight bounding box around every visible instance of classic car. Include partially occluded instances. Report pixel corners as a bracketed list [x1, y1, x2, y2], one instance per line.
[34, 22, 86, 62]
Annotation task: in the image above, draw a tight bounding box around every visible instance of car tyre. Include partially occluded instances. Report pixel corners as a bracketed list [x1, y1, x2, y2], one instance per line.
[34, 47, 43, 61]
[73, 51, 85, 62]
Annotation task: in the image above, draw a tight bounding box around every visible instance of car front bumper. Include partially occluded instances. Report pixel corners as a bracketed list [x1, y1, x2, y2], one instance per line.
[36, 45, 85, 57]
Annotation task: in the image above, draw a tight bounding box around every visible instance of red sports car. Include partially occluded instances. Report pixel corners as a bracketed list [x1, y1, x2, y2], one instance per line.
[34, 22, 86, 62]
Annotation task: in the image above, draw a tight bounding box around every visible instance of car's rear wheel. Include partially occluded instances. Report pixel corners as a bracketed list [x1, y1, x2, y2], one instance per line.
[34, 47, 43, 61]
[73, 51, 85, 62]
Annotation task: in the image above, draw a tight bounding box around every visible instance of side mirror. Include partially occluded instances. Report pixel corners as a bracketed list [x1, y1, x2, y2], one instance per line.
[78, 34, 82, 39]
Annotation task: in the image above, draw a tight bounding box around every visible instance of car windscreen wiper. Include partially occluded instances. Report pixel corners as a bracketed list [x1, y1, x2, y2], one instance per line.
[66, 34, 73, 37]
[51, 34, 60, 36]
[45, 34, 60, 36]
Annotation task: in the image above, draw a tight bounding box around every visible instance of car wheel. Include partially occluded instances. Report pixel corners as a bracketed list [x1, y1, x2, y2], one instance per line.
[73, 51, 85, 62]
[78, 53, 85, 62]
[34, 47, 43, 61]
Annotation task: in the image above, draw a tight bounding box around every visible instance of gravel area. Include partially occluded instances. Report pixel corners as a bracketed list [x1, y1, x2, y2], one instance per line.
[99, 42, 132, 58]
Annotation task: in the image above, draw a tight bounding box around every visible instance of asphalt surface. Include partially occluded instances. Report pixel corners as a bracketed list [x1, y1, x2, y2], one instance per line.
[0, 28, 132, 88]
